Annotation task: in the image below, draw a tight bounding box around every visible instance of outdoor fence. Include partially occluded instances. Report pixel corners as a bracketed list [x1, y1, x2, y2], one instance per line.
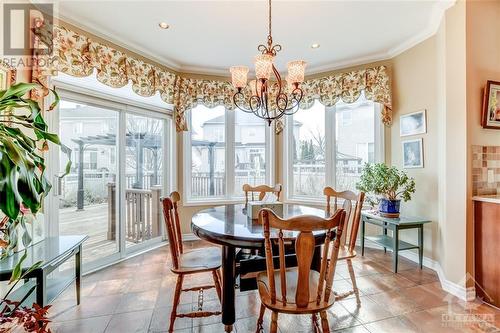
[190, 171, 266, 197]
[106, 183, 162, 244]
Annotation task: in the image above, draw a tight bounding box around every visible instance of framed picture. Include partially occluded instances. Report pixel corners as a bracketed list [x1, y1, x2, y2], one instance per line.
[402, 138, 424, 168]
[400, 109, 426, 136]
[0, 60, 16, 90]
[482, 80, 500, 129]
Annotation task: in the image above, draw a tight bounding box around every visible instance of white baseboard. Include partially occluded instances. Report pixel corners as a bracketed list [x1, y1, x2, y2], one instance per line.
[363, 241, 475, 301]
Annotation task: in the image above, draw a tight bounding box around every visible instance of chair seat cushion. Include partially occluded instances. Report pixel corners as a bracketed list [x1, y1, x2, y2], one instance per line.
[256, 267, 334, 313]
[173, 247, 221, 273]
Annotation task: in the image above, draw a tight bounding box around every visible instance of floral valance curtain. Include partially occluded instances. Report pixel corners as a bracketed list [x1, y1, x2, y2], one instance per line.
[300, 66, 392, 125]
[33, 25, 392, 133]
[175, 66, 393, 132]
[32, 25, 177, 106]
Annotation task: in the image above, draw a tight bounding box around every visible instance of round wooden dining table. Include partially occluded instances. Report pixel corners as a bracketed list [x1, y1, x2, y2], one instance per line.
[191, 203, 330, 332]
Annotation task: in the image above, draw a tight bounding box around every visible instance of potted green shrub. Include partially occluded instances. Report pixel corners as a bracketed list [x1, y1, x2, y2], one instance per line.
[356, 163, 415, 218]
[0, 82, 70, 332]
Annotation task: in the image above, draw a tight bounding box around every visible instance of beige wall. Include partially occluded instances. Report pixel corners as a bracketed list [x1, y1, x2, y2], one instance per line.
[391, 35, 441, 262]
[442, 1, 468, 285]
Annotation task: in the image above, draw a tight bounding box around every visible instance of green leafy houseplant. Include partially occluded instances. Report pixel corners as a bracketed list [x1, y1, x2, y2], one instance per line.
[356, 163, 416, 216]
[0, 82, 70, 332]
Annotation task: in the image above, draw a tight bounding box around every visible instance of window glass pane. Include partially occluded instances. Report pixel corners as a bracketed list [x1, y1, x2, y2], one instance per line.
[336, 99, 376, 191]
[234, 110, 267, 196]
[59, 100, 119, 266]
[125, 114, 164, 248]
[292, 101, 326, 197]
[190, 105, 226, 198]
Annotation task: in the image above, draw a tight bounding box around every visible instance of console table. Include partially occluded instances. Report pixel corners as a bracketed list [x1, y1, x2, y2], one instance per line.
[0, 235, 88, 306]
[361, 211, 431, 273]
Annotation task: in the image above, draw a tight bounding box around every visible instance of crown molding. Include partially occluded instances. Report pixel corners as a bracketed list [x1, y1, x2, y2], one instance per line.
[386, 0, 455, 58]
[56, 12, 182, 72]
[55, 0, 455, 78]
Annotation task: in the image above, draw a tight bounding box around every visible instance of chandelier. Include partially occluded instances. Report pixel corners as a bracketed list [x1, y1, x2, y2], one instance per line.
[230, 0, 306, 125]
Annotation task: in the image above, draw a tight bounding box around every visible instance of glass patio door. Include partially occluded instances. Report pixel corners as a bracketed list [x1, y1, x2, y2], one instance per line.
[57, 99, 120, 268]
[123, 113, 166, 252]
[51, 93, 170, 271]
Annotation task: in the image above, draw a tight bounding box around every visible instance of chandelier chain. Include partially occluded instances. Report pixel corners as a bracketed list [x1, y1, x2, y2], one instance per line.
[268, 0, 272, 43]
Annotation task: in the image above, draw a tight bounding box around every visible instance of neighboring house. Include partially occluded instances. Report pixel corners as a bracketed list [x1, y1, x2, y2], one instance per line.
[193, 112, 302, 176]
[59, 104, 118, 174]
[336, 101, 376, 165]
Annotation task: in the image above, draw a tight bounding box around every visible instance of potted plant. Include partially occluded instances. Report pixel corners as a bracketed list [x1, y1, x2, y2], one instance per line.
[356, 163, 415, 218]
[0, 82, 70, 332]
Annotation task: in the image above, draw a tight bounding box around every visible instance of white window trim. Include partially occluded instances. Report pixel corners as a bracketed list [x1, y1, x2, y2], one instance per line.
[183, 107, 273, 205]
[45, 80, 176, 271]
[283, 102, 385, 204]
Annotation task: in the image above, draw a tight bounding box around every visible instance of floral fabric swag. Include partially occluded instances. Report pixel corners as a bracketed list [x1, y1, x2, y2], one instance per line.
[33, 25, 392, 133]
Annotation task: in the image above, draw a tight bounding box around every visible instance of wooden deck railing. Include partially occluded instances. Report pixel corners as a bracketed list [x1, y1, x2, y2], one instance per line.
[106, 183, 162, 243]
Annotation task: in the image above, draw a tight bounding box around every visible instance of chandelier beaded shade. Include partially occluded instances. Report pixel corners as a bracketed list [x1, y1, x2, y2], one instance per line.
[230, 0, 306, 125]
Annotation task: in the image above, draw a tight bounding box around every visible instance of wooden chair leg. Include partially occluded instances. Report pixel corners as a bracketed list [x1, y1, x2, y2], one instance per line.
[212, 270, 222, 302]
[346, 259, 361, 305]
[255, 303, 265, 333]
[169, 274, 184, 333]
[312, 313, 321, 333]
[320, 311, 330, 333]
[270, 311, 278, 333]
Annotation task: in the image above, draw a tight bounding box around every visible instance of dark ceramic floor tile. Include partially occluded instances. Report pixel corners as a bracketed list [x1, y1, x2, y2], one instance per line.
[341, 295, 394, 324]
[105, 309, 153, 333]
[50, 315, 112, 333]
[149, 305, 193, 332]
[364, 316, 420, 333]
[115, 290, 159, 313]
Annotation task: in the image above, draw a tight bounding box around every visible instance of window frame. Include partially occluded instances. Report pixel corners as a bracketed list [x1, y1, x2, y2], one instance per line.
[283, 101, 385, 204]
[183, 106, 274, 205]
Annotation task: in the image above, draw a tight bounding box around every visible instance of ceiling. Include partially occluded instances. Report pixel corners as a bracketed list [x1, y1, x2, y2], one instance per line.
[52, 0, 454, 77]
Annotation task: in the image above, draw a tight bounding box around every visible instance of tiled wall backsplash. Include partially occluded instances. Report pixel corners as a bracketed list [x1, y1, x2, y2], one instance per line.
[472, 145, 500, 196]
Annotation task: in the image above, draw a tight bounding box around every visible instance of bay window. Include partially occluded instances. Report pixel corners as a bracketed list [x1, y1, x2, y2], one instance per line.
[185, 105, 272, 203]
[284, 93, 384, 201]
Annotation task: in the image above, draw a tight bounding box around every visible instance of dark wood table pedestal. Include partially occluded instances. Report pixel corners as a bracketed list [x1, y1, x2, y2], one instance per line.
[221, 245, 236, 332]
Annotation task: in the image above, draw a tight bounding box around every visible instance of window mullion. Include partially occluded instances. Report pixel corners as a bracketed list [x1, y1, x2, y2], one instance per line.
[325, 106, 336, 188]
[374, 103, 386, 163]
[226, 109, 235, 199]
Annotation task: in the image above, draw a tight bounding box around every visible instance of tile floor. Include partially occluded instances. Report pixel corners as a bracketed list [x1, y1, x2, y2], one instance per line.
[49, 241, 500, 333]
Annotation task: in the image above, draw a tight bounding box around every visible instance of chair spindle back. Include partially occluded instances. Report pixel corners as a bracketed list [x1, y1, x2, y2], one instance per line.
[243, 184, 282, 204]
[161, 196, 182, 270]
[170, 191, 184, 254]
[259, 208, 346, 308]
[324, 187, 365, 253]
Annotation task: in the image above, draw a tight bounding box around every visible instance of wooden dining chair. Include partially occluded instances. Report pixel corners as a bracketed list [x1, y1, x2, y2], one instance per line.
[243, 184, 282, 204]
[255, 208, 347, 333]
[162, 192, 223, 332]
[323, 187, 365, 304]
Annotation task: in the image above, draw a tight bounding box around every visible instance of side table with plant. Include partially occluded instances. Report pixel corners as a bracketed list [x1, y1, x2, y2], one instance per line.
[0, 83, 70, 332]
[356, 163, 416, 218]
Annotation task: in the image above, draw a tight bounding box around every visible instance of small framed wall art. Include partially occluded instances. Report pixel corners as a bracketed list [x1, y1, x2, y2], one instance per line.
[402, 138, 424, 169]
[482, 80, 500, 129]
[400, 109, 427, 136]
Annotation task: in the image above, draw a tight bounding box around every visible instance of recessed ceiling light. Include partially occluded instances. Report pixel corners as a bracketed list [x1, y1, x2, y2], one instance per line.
[311, 43, 320, 49]
[158, 22, 170, 29]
